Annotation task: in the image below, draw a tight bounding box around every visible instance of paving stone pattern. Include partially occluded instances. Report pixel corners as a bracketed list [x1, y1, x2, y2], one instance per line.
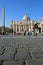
[0, 35, 43, 65]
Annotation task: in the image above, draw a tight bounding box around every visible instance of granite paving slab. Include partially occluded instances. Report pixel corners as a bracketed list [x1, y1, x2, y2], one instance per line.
[3, 61, 23, 65]
[25, 59, 43, 65]
[15, 48, 30, 60]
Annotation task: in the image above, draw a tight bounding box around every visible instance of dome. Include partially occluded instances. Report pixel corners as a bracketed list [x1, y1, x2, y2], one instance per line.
[22, 14, 30, 21]
[32, 19, 36, 24]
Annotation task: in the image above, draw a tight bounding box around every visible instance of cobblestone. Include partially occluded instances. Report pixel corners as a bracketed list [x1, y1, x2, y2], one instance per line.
[0, 35, 43, 65]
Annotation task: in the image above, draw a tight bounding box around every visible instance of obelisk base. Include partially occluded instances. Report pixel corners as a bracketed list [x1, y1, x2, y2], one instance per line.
[2, 26, 5, 35]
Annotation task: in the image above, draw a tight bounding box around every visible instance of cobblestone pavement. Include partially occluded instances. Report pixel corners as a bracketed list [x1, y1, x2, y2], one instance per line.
[0, 35, 43, 65]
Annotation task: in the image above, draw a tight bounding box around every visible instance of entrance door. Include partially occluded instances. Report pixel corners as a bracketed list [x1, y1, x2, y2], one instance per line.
[39, 28, 41, 33]
[42, 25, 43, 32]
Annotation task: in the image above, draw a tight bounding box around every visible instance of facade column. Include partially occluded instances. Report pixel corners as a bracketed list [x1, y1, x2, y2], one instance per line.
[29, 26, 30, 32]
[23, 25, 24, 31]
[25, 25, 26, 31]
[13, 22, 14, 35]
[28, 25, 29, 32]
[21, 25, 22, 32]
[41, 26, 42, 34]
[16, 25, 17, 33]
[19, 25, 20, 32]
[20, 25, 21, 32]
[31, 20, 33, 32]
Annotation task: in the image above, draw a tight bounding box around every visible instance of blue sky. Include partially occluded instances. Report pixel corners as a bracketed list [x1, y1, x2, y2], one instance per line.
[0, 0, 43, 27]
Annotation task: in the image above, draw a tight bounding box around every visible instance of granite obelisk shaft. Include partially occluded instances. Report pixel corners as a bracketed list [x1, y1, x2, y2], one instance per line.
[2, 8, 5, 35]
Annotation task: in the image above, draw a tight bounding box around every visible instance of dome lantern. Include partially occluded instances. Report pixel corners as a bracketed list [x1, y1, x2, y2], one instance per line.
[22, 14, 30, 21]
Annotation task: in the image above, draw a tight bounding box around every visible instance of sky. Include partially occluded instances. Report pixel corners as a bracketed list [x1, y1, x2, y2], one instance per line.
[0, 0, 43, 27]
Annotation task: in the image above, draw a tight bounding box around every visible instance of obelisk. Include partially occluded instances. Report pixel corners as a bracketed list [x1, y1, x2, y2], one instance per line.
[2, 7, 5, 35]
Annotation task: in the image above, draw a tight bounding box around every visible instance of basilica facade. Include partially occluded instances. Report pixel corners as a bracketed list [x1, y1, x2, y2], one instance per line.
[10, 14, 43, 34]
